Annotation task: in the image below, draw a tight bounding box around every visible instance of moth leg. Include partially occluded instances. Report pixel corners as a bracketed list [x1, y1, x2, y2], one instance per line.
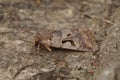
[44, 44, 52, 51]
[37, 44, 41, 52]
[33, 33, 40, 49]
[41, 40, 51, 51]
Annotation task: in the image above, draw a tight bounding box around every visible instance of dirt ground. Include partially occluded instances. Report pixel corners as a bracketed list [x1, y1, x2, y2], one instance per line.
[0, 0, 120, 80]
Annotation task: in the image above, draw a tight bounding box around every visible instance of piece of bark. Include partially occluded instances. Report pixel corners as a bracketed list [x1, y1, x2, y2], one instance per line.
[33, 28, 98, 51]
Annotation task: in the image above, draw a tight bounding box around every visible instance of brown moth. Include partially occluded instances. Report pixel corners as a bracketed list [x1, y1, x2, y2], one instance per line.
[33, 28, 98, 51]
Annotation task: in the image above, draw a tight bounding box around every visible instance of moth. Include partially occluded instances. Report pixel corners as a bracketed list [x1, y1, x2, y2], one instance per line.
[33, 28, 98, 52]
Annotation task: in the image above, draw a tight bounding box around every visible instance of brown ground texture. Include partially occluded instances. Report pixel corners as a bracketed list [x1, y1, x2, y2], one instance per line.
[0, 0, 120, 80]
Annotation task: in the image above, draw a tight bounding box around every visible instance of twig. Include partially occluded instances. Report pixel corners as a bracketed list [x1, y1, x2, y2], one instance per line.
[13, 65, 32, 80]
[60, 0, 115, 25]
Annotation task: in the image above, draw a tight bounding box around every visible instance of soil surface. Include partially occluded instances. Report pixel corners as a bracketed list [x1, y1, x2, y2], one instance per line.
[0, 0, 120, 80]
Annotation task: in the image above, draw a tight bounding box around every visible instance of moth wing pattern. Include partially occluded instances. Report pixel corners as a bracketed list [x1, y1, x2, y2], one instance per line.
[50, 28, 98, 51]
